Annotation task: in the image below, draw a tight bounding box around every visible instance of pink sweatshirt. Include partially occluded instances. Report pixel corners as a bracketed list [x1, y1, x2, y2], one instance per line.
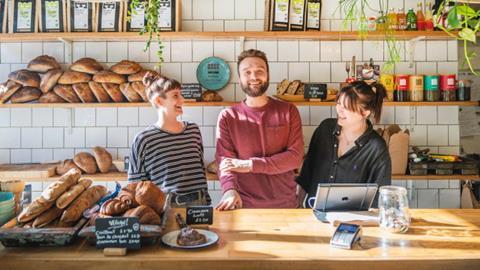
[215, 98, 304, 208]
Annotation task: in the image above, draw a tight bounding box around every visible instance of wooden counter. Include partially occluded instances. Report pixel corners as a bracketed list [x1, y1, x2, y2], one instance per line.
[1, 209, 480, 270]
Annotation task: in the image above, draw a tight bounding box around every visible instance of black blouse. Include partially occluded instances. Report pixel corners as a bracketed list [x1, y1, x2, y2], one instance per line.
[296, 118, 391, 202]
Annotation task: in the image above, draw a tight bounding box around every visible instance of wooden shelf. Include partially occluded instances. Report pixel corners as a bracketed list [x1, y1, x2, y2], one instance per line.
[0, 101, 478, 108]
[0, 31, 455, 42]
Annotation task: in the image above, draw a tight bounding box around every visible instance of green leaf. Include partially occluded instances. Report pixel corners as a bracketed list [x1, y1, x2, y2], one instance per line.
[459, 28, 476, 43]
[467, 19, 478, 29]
[456, 5, 476, 17]
[447, 7, 460, 29]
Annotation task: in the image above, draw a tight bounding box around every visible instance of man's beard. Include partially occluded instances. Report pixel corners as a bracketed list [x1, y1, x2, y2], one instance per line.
[240, 80, 269, 97]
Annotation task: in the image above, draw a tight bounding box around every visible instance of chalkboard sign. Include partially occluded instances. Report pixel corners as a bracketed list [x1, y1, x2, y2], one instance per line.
[186, 206, 213, 225]
[181, 83, 202, 101]
[304, 83, 327, 100]
[95, 217, 141, 250]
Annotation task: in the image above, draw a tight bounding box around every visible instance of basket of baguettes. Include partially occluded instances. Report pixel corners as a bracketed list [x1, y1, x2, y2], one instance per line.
[78, 180, 170, 246]
[0, 169, 108, 247]
[0, 55, 223, 104]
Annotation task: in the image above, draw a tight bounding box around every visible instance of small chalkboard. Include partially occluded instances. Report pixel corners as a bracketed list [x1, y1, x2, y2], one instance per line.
[95, 217, 141, 250]
[304, 83, 327, 100]
[181, 83, 202, 101]
[186, 206, 213, 225]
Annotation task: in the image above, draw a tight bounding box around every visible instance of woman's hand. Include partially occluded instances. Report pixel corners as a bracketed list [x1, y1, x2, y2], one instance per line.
[215, 189, 243, 211]
[219, 158, 252, 174]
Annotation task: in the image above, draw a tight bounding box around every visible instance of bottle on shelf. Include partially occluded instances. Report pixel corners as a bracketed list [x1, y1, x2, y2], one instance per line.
[425, 1, 434, 31]
[397, 8, 407, 30]
[416, 2, 425, 31]
[406, 8, 417, 30]
[387, 8, 398, 30]
[376, 11, 387, 31]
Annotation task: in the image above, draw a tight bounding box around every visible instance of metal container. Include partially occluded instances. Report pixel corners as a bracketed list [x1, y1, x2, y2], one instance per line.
[380, 74, 395, 101]
[440, 74, 456, 102]
[409, 75, 424, 101]
[424, 75, 440, 101]
[394, 74, 409, 101]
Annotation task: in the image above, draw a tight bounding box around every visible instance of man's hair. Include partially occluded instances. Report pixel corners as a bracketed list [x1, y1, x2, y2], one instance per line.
[237, 49, 269, 74]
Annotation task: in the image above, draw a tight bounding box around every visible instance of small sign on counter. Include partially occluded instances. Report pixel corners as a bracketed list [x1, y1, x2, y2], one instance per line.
[186, 206, 213, 225]
[181, 83, 202, 102]
[304, 83, 327, 101]
[95, 217, 141, 250]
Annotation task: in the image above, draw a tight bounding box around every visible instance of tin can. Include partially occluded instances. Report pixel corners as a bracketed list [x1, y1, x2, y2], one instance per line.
[380, 74, 395, 101]
[424, 75, 440, 102]
[439, 74, 456, 101]
[395, 74, 409, 102]
[409, 75, 424, 101]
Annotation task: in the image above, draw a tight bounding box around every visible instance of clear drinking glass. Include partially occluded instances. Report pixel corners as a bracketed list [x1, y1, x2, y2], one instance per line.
[378, 186, 411, 233]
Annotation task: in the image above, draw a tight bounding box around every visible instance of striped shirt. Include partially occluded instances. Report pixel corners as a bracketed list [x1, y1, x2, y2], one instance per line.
[128, 122, 208, 195]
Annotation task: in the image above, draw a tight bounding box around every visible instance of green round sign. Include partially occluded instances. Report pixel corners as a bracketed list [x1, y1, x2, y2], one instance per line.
[196, 57, 231, 91]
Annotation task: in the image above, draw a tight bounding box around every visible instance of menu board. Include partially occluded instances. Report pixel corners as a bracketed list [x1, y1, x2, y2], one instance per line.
[125, 0, 145, 32]
[97, 2, 122, 32]
[181, 84, 202, 101]
[289, 0, 306, 31]
[0, 0, 6, 33]
[186, 206, 213, 225]
[270, 0, 289, 31]
[11, 0, 36, 33]
[95, 217, 141, 250]
[158, 0, 175, 31]
[68, 1, 94, 32]
[40, 0, 65, 32]
[304, 83, 327, 100]
[306, 0, 321, 31]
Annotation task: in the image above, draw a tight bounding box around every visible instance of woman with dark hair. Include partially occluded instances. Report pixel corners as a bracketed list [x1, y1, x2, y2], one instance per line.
[296, 81, 392, 208]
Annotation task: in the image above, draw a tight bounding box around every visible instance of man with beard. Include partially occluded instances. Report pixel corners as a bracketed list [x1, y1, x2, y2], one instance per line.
[215, 49, 304, 210]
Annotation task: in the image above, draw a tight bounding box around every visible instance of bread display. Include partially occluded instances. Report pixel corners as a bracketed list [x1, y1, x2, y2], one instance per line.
[56, 159, 81, 175]
[135, 181, 166, 215]
[40, 168, 81, 202]
[38, 91, 67, 103]
[128, 70, 157, 82]
[32, 207, 63, 228]
[93, 71, 126, 84]
[70, 58, 104, 74]
[92, 146, 112, 173]
[58, 71, 92, 85]
[102, 83, 126, 102]
[73, 83, 97, 103]
[27, 55, 61, 73]
[118, 183, 139, 207]
[53, 84, 81, 103]
[40, 69, 63, 93]
[9, 87, 42, 103]
[120, 82, 142, 102]
[0, 81, 22, 103]
[73, 152, 98, 174]
[111, 60, 142, 75]
[202, 90, 223, 102]
[123, 205, 161, 225]
[88, 81, 112, 103]
[131, 81, 148, 101]
[56, 178, 93, 209]
[8, 70, 41, 88]
[60, 185, 108, 225]
[100, 198, 130, 216]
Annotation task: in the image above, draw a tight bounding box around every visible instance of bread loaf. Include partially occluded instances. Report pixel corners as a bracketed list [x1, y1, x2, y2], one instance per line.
[118, 183, 139, 207]
[73, 83, 97, 103]
[286, 80, 301, 95]
[202, 90, 223, 102]
[102, 83, 125, 102]
[92, 146, 112, 173]
[73, 152, 98, 174]
[295, 83, 305, 95]
[58, 71, 91, 84]
[88, 81, 112, 103]
[135, 181, 166, 215]
[8, 70, 41, 87]
[56, 178, 93, 209]
[123, 205, 161, 225]
[60, 185, 107, 225]
[39, 91, 67, 103]
[53, 84, 81, 103]
[32, 206, 63, 228]
[277, 79, 290, 95]
[128, 70, 157, 82]
[27, 55, 61, 73]
[120, 82, 142, 102]
[131, 81, 147, 101]
[93, 71, 126, 84]
[56, 159, 80, 175]
[0, 80, 22, 103]
[111, 60, 142, 75]
[9, 87, 42, 103]
[99, 198, 130, 216]
[17, 198, 55, 223]
[40, 168, 81, 202]
[70, 58, 104, 74]
[40, 69, 63, 93]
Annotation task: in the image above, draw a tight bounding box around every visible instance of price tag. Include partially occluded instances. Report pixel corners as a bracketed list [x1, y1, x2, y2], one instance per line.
[95, 217, 141, 250]
[186, 206, 213, 225]
[181, 83, 202, 101]
[304, 83, 327, 100]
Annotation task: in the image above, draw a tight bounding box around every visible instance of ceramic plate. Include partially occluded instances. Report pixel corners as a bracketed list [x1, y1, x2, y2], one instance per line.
[196, 57, 230, 91]
[161, 229, 219, 249]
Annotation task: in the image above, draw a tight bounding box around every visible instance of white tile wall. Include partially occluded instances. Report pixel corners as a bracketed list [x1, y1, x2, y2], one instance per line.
[64, 128, 85, 148]
[0, 108, 10, 127]
[21, 128, 42, 148]
[214, 0, 234, 20]
[22, 42, 43, 63]
[193, 0, 214, 20]
[118, 108, 139, 127]
[11, 108, 32, 127]
[74, 108, 96, 127]
[193, 41, 214, 62]
[86, 127, 107, 148]
[43, 128, 64, 148]
[278, 41, 299, 62]
[32, 108, 53, 127]
[10, 149, 31, 163]
[299, 41, 320, 62]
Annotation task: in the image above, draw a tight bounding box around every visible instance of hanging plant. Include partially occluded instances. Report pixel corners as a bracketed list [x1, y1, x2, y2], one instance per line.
[127, 0, 165, 67]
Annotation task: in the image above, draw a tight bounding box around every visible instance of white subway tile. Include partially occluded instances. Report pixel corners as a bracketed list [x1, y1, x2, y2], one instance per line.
[297, 106, 310, 126]
[193, 0, 214, 19]
[447, 40, 458, 61]
[182, 63, 200, 83]
[117, 148, 131, 160]
[288, 63, 309, 82]
[139, 107, 157, 126]
[426, 41, 447, 61]
[203, 106, 224, 126]
[362, 41, 384, 62]
[160, 63, 182, 81]
[21, 128, 42, 148]
[118, 108, 139, 126]
[64, 128, 85, 148]
[437, 146, 460, 155]
[199, 126, 214, 147]
[278, 41, 299, 62]
[391, 180, 406, 188]
[256, 41, 277, 62]
[53, 148, 74, 161]
[72, 42, 86, 62]
[299, 41, 320, 62]
[10, 149, 31, 163]
[53, 108, 73, 127]
[214, 0, 234, 19]
[128, 42, 149, 62]
[182, 21, 203, 31]
[234, 84, 247, 101]
[416, 106, 437, 124]
[438, 106, 458, 125]
[217, 83, 235, 102]
[342, 41, 362, 62]
[193, 41, 214, 62]
[1, 43, 22, 63]
[408, 189, 418, 208]
[10, 108, 31, 127]
[235, 40, 256, 58]
[107, 42, 128, 63]
[428, 126, 448, 146]
[437, 62, 458, 74]
[214, 41, 235, 62]
[428, 180, 449, 189]
[235, 0, 255, 19]
[150, 41, 171, 63]
[302, 126, 316, 147]
[309, 63, 330, 83]
[96, 108, 117, 127]
[410, 40, 425, 61]
[32, 149, 53, 163]
[224, 20, 245, 31]
[321, 1, 340, 19]
[0, 64, 10, 81]
[0, 108, 10, 127]
[409, 125, 427, 146]
[329, 20, 345, 31]
[74, 108, 96, 127]
[310, 107, 331, 126]
[128, 127, 145, 146]
[379, 106, 395, 125]
[449, 180, 460, 189]
[320, 41, 341, 62]
[85, 42, 107, 62]
[32, 108, 53, 127]
[439, 189, 460, 208]
[245, 20, 264, 31]
[0, 128, 20, 148]
[414, 180, 428, 189]
[203, 20, 224, 31]
[320, 20, 330, 31]
[27, 182, 43, 192]
[85, 127, 107, 148]
[43, 42, 65, 63]
[269, 62, 288, 83]
[107, 127, 128, 147]
[182, 107, 203, 125]
[171, 41, 192, 63]
[21, 42, 43, 63]
[331, 62, 346, 83]
[448, 125, 460, 146]
[43, 128, 63, 148]
[416, 62, 437, 75]
[395, 106, 412, 125]
[182, 0, 193, 19]
[229, 62, 238, 83]
[417, 189, 438, 208]
[394, 62, 415, 75]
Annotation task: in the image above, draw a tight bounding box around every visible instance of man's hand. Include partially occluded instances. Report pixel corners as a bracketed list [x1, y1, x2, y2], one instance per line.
[219, 158, 252, 174]
[215, 189, 243, 211]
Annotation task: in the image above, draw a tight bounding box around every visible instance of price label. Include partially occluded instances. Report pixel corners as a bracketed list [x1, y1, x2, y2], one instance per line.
[186, 206, 213, 225]
[181, 83, 202, 101]
[304, 83, 327, 100]
[95, 217, 141, 250]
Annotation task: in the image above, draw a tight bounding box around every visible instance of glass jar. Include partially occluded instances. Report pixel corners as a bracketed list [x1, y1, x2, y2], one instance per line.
[457, 80, 472, 101]
[378, 186, 411, 233]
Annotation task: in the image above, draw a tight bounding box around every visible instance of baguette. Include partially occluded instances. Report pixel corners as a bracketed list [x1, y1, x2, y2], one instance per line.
[40, 168, 81, 202]
[56, 178, 93, 209]
[17, 198, 55, 223]
[276, 79, 290, 95]
[32, 206, 63, 228]
[60, 185, 107, 225]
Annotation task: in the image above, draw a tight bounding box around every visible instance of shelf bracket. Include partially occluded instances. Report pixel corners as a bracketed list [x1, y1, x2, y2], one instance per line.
[239, 36, 245, 52]
[406, 36, 425, 68]
[58, 37, 73, 64]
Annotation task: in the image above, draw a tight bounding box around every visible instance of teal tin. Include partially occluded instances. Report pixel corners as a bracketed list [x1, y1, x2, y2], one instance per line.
[424, 75, 439, 91]
[196, 57, 231, 91]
